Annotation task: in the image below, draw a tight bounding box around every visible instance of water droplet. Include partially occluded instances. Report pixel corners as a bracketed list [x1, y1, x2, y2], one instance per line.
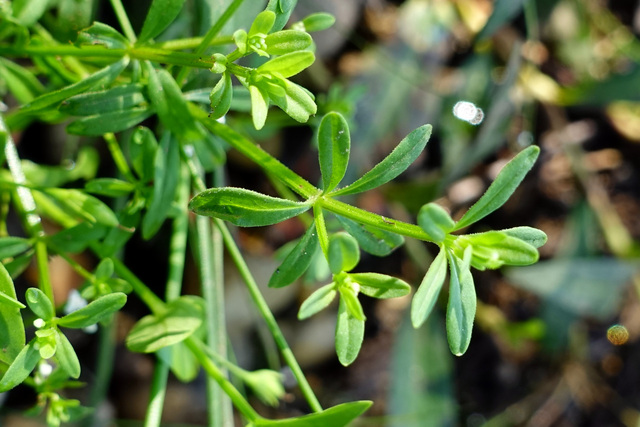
[453, 101, 484, 125]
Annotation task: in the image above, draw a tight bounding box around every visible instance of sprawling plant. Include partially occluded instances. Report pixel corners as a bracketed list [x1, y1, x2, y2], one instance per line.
[0, 0, 545, 425]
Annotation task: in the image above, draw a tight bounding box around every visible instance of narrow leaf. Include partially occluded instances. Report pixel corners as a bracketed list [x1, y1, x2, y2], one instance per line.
[67, 108, 153, 136]
[54, 329, 80, 379]
[350, 273, 411, 299]
[20, 58, 129, 113]
[298, 283, 337, 320]
[411, 248, 447, 328]
[59, 83, 147, 116]
[43, 188, 119, 227]
[458, 231, 540, 270]
[249, 11, 276, 36]
[332, 125, 432, 196]
[249, 84, 270, 129]
[57, 293, 126, 329]
[138, 0, 186, 43]
[318, 112, 350, 193]
[269, 223, 319, 288]
[335, 297, 365, 366]
[129, 126, 158, 183]
[26, 287, 54, 320]
[445, 248, 476, 356]
[142, 132, 180, 239]
[85, 178, 135, 198]
[0, 339, 39, 392]
[269, 79, 316, 123]
[0, 237, 32, 260]
[265, 0, 299, 32]
[189, 187, 311, 227]
[75, 22, 129, 49]
[454, 146, 540, 230]
[336, 215, 404, 257]
[300, 13, 336, 32]
[340, 286, 365, 321]
[265, 30, 312, 55]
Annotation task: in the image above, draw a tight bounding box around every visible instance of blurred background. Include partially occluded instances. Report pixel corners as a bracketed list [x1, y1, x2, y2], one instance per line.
[5, 0, 640, 426]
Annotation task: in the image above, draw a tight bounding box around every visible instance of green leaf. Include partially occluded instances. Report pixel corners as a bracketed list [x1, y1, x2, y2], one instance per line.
[328, 232, 360, 274]
[265, 30, 312, 55]
[501, 226, 548, 248]
[157, 343, 200, 382]
[0, 57, 45, 104]
[445, 248, 476, 356]
[265, 0, 299, 32]
[75, 22, 129, 49]
[0, 339, 39, 392]
[335, 297, 364, 366]
[138, 0, 186, 43]
[42, 188, 119, 227]
[336, 215, 404, 257]
[457, 231, 540, 270]
[318, 112, 350, 193]
[12, 0, 48, 26]
[60, 84, 147, 116]
[332, 125, 432, 196]
[253, 401, 372, 427]
[142, 132, 180, 239]
[249, 11, 276, 36]
[48, 223, 108, 254]
[26, 287, 55, 320]
[209, 73, 233, 120]
[417, 203, 455, 243]
[54, 329, 80, 379]
[129, 126, 158, 183]
[126, 296, 204, 353]
[257, 51, 315, 78]
[20, 58, 129, 113]
[85, 178, 135, 197]
[350, 273, 411, 299]
[0, 237, 32, 260]
[340, 285, 365, 321]
[299, 13, 336, 32]
[249, 84, 270, 129]
[298, 283, 337, 320]
[411, 248, 447, 328]
[144, 63, 202, 141]
[57, 293, 126, 329]
[268, 78, 316, 123]
[269, 223, 319, 288]
[0, 263, 25, 366]
[454, 146, 540, 230]
[189, 187, 311, 227]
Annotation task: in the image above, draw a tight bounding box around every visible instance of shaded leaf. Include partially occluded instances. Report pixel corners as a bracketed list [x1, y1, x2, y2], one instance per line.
[445, 248, 476, 356]
[138, 0, 186, 43]
[75, 22, 128, 49]
[298, 283, 337, 320]
[26, 287, 54, 320]
[60, 83, 146, 116]
[0, 339, 39, 392]
[0, 237, 32, 260]
[335, 297, 364, 366]
[269, 223, 319, 288]
[0, 263, 25, 365]
[54, 329, 80, 379]
[328, 232, 360, 274]
[209, 72, 232, 120]
[417, 203, 455, 243]
[336, 215, 404, 257]
[253, 401, 372, 427]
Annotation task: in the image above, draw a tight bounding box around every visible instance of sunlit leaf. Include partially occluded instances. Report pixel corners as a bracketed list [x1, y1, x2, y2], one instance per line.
[26, 287, 54, 320]
[57, 293, 126, 329]
[318, 112, 350, 193]
[445, 248, 476, 356]
[411, 248, 447, 328]
[0, 339, 39, 392]
[298, 283, 337, 320]
[138, 0, 186, 43]
[335, 297, 364, 366]
[350, 273, 411, 299]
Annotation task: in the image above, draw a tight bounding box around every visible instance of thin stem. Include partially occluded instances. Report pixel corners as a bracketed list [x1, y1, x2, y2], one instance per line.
[0, 115, 53, 303]
[156, 35, 234, 51]
[144, 359, 170, 427]
[216, 220, 323, 413]
[83, 318, 117, 427]
[166, 164, 190, 301]
[109, 0, 137, 43]
[175, 0, 247, 85]
[104, 133, 137, 183]
[313, 204, 329, 257]
[185, 338, 261, 422]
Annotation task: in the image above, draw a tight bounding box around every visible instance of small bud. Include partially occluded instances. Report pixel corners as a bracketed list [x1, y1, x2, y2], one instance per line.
[33, 318, 46, 329]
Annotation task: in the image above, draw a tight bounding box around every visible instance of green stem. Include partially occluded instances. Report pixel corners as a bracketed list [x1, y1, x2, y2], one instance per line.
[144, 359, 170, 427]
[175, 0, 248, 85]
[84, 318, 117, 427]
[104, 133, 137, 183]
[109, 0, 137, 43]
[0, 115, 53, 303]
[313, 204, 329, 257]
[156, 35, 235, 51]
[166, 164, 190, 301]
[185, 338, 261, 422]
[216, 219, 323, 413]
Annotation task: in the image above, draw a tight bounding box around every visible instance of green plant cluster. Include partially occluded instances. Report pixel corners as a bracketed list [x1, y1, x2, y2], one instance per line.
[0, 0, 545, 426]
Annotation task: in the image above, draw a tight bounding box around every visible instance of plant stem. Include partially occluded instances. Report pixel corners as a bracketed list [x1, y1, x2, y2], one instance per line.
[313, 204, 329, 257]
[185, 338, 261, 423]
[144, 359, 170, 427]
[84, 318, 117, 427]
[104, 133, 137, 183]
[216, 220, 324, 413]
[175, 0, 247, 85]
[156, 35, 234, 51]
[109, 0, 137, 43]
[0, 115, 53, 303]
